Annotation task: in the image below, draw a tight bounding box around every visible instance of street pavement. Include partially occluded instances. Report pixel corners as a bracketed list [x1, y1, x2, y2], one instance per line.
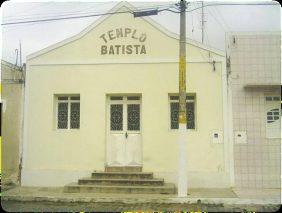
[1, 186, 281, 212]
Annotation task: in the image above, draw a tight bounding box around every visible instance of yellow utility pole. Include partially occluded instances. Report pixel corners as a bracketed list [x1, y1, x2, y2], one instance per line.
[179, 0, 187, 125]
[178, 0, 188, 197]
[133, 0, 188, 197]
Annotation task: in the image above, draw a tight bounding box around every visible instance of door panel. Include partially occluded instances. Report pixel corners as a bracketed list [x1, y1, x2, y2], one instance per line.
[108, 104, 124, 165]
[111, 134, 125, 165]
[107, 96, 142, 166]
[126, 134, 142, 165]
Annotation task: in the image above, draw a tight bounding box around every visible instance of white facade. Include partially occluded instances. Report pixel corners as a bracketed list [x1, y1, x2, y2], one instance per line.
[21, 2, 232, 188]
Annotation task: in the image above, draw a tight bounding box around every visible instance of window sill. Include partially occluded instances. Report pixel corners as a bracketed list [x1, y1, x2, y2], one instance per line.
[169, 129, 197, 132]
[53, 129, 80, 132]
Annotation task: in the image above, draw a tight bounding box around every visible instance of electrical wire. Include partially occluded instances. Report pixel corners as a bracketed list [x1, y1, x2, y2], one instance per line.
[206, 5, 228, 32]
[3, 2, 114, 21]
[189, 2, 211, 62]
[1, 3, 179, 26]
[3, 2, 178, 22]
[159, 8, 180, 13]
[191, 6, 195, 33]
[1, 10, 134, 26]
[1, 2, 278, 26]
[187, 2, 278, 12]
[2, 4, 180, 26]
[213, 6, 231, 31]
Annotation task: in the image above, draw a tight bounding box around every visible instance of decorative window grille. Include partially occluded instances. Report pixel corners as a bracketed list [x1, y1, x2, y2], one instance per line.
[127, 104, 140, 130]
[169, 95, 195, 129]
[109, 95, 141, 132]
[57, 95, 80, 129]
[266, 108, 280, 123]
[110, 104, 123, 131]
[265, 95, 281, 138]
[58, 102, 68, 129]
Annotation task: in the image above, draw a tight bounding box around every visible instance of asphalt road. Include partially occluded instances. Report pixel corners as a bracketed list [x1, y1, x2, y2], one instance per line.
[1, 200, 281, 212]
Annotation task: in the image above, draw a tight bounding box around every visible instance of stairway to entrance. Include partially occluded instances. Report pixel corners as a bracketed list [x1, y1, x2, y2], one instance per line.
[64, 167, 176, 194]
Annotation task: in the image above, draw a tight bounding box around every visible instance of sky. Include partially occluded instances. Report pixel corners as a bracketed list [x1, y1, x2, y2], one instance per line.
[0, 0, 281, 65]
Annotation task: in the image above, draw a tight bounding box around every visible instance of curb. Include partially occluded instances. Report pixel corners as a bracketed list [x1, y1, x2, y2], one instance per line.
[2, 195, 281, 205]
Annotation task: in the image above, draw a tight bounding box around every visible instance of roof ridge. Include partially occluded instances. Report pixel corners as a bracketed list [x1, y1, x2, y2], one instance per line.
[27, 1, 224, 60]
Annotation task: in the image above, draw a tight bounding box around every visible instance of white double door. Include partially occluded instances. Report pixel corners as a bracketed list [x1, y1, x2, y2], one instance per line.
[106, 95, 142, 166]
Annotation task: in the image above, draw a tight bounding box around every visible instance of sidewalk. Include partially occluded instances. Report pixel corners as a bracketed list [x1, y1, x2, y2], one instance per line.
[1, 186, 281, 212]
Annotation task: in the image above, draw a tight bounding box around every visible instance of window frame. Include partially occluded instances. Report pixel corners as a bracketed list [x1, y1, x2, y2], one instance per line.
[108, 95, 142, 133]
[55, 95, 80, 130]
[264, 94, 281, 139]
[168, 94, 197, 131]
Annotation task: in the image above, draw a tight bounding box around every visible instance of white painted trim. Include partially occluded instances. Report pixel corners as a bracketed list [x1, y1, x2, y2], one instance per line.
[26, 2, 224, 61]
[28, 58, 225, 67]
[21, 65, 30, 185]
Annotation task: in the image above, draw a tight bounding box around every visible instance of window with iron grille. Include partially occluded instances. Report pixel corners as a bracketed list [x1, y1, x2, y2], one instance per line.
[169, 95, 195, 129]
[57, 95, 80, 129]
[265, 95, 281, 138]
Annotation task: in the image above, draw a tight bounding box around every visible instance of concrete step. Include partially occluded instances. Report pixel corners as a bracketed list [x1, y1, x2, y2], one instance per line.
[92, 172, 153, 179]
[78, 178, 164, 186]
[64, 183, 176, 194]
[105, 166, 142, 172]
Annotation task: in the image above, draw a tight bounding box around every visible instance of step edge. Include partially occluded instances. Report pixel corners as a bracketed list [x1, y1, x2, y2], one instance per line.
[92, 172, 153, 175]
[66, 183, 175, 189]
[79, 178, 164, 182]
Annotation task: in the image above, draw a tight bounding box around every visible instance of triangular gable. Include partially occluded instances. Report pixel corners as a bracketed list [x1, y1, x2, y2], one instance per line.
[27, 1, 224, 61]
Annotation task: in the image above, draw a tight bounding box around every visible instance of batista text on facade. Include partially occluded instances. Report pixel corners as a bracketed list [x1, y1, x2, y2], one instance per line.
[100, 27, 147, 55]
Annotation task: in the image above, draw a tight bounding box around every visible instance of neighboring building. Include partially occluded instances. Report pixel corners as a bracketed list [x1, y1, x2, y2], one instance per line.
[1, 60, 25, 186]
[21, 2, 232, 189]
[226, 32, 281, 189]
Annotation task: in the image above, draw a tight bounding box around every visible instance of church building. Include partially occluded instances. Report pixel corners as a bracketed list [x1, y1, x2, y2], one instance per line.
[21, 2, 232, 191]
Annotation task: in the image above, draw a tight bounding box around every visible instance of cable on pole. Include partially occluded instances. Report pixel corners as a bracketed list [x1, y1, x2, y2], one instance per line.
[1, 2, 278, 26]
[187, 2, 279, 13]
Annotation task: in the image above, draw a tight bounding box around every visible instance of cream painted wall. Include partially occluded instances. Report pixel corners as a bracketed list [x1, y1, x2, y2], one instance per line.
[1, 61, 24, 185]
[23, 7, 228, 187]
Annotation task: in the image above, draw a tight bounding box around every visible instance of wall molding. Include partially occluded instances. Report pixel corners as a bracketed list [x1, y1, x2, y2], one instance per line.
[29, 59, 224, 67]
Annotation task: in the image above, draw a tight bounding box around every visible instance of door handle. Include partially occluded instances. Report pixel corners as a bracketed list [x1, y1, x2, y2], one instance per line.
[125, 132, 128, 139]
